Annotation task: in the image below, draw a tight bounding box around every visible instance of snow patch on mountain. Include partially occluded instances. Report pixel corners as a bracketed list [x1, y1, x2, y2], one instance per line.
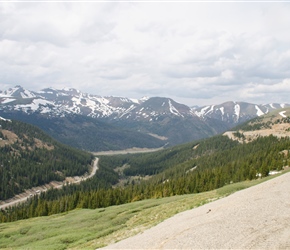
[96, 97, 110, 105]
[130, 98, 140, 104]
[21, 90, 35, 99]
[0, 116, 11, 122]
[119, 104, 137, 119]
[3, 87, 20, 96]
[1, 98, 15, 104]
[195, 105, 214, 117]
[15, 99, 55, 113]
[168, 100, 183, 117]
[279, 111, 287, 118]
[234, 104, 240, 120]
[255, 105, 264, 116]
[140, 96, 149, 102]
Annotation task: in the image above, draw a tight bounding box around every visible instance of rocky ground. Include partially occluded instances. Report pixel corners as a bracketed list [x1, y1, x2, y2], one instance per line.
[101, 172, 290, 249]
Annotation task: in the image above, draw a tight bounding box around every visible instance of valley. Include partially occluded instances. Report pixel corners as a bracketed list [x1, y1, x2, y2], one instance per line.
[93, 146, 165, 156]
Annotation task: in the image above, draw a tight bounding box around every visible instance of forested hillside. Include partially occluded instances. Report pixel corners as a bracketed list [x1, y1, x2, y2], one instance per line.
[0, 118, 94, 200]
[0, 112, 164, 151]
[2, 130, 289, 222]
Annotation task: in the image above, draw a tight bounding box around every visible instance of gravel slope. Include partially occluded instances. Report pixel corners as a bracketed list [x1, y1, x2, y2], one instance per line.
[101, 172, 290, 249]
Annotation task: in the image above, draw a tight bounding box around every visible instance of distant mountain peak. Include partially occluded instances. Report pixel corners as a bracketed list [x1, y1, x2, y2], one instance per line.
[1, 86, 290, 141]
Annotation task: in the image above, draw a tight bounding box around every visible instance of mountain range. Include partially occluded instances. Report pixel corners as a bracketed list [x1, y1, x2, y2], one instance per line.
[0, 85, 289, 151]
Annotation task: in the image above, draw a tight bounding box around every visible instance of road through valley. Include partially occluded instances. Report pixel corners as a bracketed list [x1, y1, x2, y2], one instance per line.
[0, 157, 99, 210]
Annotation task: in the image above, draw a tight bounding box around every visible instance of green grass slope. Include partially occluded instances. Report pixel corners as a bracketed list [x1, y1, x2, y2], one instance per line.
[0, 173, 286, 250]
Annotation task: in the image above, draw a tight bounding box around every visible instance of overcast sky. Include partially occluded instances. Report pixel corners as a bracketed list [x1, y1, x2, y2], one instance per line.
[1, 2, 290, 106]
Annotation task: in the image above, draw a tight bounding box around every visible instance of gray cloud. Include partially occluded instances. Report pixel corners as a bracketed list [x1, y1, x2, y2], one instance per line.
[0, 2, 290, 106]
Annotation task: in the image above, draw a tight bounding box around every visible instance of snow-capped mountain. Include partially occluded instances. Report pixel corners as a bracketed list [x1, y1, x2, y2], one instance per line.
[0, 86, 199, 121]
[193, 101, 289, 125]
[0, 86, 140, 118]
[1, 85, 289, 150]
[1, 86, 288, 123]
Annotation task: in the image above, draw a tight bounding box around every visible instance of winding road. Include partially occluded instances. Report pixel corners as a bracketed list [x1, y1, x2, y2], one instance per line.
[0, 157, 99, 210]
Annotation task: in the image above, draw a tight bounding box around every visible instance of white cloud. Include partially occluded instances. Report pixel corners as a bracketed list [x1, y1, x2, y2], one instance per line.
[0, 2, 290, 106]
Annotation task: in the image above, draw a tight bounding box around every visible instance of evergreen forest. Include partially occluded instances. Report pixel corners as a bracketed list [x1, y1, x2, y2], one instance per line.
[1, 128, 289, 222]
[0, 119, 94, 200]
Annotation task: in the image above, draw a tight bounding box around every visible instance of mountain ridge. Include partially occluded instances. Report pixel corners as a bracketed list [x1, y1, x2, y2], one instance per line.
[1, 85, 288, 121]
[1, 85, 289, 150]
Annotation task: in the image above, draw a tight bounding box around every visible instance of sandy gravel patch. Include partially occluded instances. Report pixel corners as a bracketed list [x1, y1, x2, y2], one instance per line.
[101, 172, 290, 249]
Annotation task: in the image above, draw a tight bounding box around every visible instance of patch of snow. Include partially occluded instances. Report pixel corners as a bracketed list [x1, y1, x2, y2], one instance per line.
[220, 107, 225, 116]
[279, 111, 287, 118]
[234, 104, 240, 120]
[195, 105, 214, 117]
[95, 97, 109, 105]
[130, 98, 139, 104]
[168, 100, 183, 117]
[255, 105, 264, 116]
[85, 98, 97, 109]
[15, 99, 54, 112]
[140, 96, 149, 102]
[269, 170, 281, 175]
[119, 104, 136, 118]
[270, 103, 276, 109]
[281, 103, 286, 108]
[21, 90, 35, 98]
[186, 166, 197, 174]
[0, 116, 12, 122]
[1, 98, 16, 104]
[71, 97, 81, 105]
[5, 87, 20, 96]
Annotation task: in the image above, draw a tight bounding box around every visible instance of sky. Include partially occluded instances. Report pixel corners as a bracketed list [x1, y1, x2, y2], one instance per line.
[0, 1, 290, 107]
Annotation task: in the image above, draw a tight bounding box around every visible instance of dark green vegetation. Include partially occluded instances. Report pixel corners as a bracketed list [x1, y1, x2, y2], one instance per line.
[0, 119, 94, 200]
[0, 112, 165, 151]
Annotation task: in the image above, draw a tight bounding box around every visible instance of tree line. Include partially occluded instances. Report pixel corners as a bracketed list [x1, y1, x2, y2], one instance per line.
[1, 134, 289, 223]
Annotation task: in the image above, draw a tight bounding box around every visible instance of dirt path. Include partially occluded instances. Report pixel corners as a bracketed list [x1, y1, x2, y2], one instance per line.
[0, 157, 99, 210]
[101, 172, 290, 249]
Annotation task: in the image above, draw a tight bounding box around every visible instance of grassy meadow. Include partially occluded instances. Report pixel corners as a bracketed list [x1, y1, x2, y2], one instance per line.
[0, 172, 286, 250]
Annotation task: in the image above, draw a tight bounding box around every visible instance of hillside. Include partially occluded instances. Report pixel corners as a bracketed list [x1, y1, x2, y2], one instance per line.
[0, 112, 164, 151]
[0, 117, 94, 200]
[0, 173, 288, 249]
[224, 107, 290, 143]
[101, 171, 290, 250]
